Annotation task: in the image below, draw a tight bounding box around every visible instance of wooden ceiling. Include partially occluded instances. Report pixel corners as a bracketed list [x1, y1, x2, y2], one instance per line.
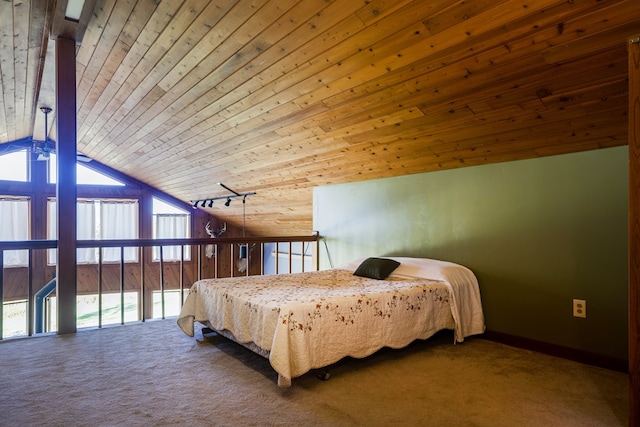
[1, 0, 638, 235]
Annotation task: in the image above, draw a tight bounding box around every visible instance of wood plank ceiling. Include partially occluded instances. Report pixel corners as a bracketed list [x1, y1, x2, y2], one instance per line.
[1, 0, 638, 235]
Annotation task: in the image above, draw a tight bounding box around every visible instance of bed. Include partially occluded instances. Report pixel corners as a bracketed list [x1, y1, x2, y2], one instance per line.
[177, 256, 485, 387]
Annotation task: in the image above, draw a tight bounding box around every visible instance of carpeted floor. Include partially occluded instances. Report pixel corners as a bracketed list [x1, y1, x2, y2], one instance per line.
[0, 319, 628, 426]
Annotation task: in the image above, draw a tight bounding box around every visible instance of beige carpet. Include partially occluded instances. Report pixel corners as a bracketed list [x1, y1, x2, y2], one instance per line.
[0, 319, 628, 426]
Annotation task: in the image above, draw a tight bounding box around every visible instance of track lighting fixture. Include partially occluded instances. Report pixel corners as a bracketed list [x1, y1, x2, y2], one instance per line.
[189, 183, 256, 210]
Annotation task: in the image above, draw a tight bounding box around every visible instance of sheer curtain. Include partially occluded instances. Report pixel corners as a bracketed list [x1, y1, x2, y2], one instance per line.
[0, 198, 29, 266]
[47, 200, 56, 263]
[153, 213, 190, 261]
[47, 199, 139, 264]
[100, 200, 139, 262]
[77, 201, 97, 262]
[48, 200, 97, 264]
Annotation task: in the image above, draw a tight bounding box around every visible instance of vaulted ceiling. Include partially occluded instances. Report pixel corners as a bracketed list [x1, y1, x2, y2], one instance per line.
[1, 0, 638, 235]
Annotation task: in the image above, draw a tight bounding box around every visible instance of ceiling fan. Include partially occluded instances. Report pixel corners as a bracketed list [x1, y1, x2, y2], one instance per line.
[34, 107, 91, 163]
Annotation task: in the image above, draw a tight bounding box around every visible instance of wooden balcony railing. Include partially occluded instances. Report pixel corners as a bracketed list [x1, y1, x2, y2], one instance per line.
[0, 235, 319, 340]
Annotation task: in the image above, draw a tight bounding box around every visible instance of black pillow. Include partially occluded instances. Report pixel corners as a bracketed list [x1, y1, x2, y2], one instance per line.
[353, 257, 400, 280]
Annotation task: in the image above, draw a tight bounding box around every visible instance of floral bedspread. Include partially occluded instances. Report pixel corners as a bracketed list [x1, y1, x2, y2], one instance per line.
[177, 269, 457, 385]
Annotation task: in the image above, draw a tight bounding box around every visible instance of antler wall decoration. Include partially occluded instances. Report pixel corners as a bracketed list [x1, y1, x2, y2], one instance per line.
[205, 221, 226, 238]
[204, 221, 226, 258]
[194, 184, 256, 268]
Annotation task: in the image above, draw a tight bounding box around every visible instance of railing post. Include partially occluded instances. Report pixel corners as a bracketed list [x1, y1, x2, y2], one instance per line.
[197, 244, 201, 281]
[315, 235, 320, 271]
[27, 250, 33, 336]
[230, 244, 235, 277]
[179, 245, 184, 308]
[159, 246, 165, 319]
[214, 243, 218, 278]
[120, 247, 125, 325]
[0, 249, 4, 340]
[303, 242, 306, 272]
[245, 240, 250, 277]
[140, 246, 145, 322]
[98, 248, 103, 328]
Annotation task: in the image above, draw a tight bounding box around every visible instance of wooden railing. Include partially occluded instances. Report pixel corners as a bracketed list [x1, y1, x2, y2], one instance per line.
[0, 235, 319, 339]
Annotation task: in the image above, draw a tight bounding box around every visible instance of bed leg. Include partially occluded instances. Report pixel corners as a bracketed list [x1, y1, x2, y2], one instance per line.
[277, 375, 292, 388]
[317, 370, 331, 381]
[201, 327, 217, 337]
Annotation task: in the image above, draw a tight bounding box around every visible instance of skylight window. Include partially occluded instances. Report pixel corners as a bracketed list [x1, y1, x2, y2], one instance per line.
[0, 149, 28, 182]
[153, 198, 187, 214]
[48, 153, 124, 186]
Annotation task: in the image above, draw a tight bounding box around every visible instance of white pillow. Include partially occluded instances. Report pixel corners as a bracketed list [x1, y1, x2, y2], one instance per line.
[339, 256, 475, 284]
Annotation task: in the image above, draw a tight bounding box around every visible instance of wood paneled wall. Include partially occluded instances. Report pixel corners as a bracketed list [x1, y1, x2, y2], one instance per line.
[628, 33, 640, 426]
[5, 0, 640, 236]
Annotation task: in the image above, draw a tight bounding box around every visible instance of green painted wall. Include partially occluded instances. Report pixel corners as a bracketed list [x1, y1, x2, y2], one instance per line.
[313, 147, 629, 362]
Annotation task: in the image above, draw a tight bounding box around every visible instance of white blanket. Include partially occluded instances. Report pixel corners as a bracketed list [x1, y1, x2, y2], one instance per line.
[339, 257, 486, 342]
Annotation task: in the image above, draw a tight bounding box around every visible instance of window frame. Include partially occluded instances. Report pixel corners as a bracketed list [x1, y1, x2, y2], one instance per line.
[0, 196, 31, 267]
[47, 198, 140, 265]
[151, 197, 191, 262]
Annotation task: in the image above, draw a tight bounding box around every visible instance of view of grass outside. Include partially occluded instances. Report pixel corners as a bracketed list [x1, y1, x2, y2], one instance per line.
[152, 290, 184, 318]
[48, 293, 140, 331]
[2, 300, 28, 337]
[2, 290, 185, 338]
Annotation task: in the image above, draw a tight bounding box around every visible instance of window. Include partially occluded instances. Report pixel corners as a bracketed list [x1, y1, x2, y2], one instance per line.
[0, 197, 30, 266]
[48, 199, 139, 264]
[0, 149, 28, 182]
[152, 198, 190, 261]
[48, 153, 125, 186]
[47, 292, 139, 331]
[2, 299, 28, 337]
[152, 290, 188, 318]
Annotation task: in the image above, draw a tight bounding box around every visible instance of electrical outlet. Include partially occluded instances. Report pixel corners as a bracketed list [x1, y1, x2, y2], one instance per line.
[573, 299, 586, 318]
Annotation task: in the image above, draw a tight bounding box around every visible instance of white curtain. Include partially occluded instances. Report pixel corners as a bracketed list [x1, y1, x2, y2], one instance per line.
[0, 198, 29, 266]
[153, 213, 190, 261]
[77, 201, 97, 263]
[47, 201, 55, 263]
[48, 199, 139, 264]
[48, 200, 97, 264]
[47, 200, 56, 263]
[100, 200, 139, 262]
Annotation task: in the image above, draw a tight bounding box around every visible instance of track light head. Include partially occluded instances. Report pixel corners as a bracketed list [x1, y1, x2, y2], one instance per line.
[190, 186, 255, 211]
